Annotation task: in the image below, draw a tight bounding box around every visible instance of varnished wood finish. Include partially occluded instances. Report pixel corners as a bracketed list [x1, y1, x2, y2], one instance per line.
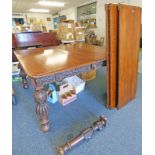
[12, 32, 61, 62]
[19, 63, 29, 89]
[117, 4, 141, 109]
[105, 4, 118, 109]
[12, 33, 17, 49]
[105, 4, 110, 108]
[106, 4, 141, 109]
[15, 43, 106, 132]
[20, 67, 29, 89]
[14, 43, 107, 78]
[13, 32, 60, 48]
[12, 49, 18, 62]
[57, 116, 107, 155]
[12, 34, 18, 62]
[34, 87, 49, 132]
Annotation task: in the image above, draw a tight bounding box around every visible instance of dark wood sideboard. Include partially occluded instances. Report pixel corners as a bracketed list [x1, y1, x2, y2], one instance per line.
[12, 32, 61, 62]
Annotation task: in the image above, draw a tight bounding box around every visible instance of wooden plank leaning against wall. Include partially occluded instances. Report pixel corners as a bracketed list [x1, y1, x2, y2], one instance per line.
[105, 4, 118, 109]
[117, 4, 142, 109]
[105, 4, 141, 109]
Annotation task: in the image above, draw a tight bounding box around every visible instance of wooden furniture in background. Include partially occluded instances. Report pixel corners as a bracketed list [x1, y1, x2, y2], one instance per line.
[106, 4, 141, 109]
[14, 43, 107, 132]
[13, 32, 60, 48]
[12, 34, 18, 62]
[12, 32, 61, 62]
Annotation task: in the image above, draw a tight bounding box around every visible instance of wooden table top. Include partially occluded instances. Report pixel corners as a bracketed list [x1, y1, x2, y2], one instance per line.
[14, 43, 107, 78]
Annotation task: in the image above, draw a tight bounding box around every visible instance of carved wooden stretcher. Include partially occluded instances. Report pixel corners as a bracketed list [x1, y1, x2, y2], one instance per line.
[14, 43, 107, 132]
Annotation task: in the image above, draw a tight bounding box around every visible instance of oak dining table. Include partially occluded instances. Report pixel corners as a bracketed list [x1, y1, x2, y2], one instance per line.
[14, 43, 107, 132]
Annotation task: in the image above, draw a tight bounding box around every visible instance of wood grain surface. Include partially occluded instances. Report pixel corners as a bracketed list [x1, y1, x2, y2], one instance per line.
[14, 43, 106, 78]
[106, 4, 141, 109]
[105, 4, 118, 109]
[13, 32, 60, 48]
[117, 4, 141, 109]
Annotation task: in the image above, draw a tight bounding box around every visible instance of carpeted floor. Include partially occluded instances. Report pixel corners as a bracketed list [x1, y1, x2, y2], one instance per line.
[12, 66, 142, 155]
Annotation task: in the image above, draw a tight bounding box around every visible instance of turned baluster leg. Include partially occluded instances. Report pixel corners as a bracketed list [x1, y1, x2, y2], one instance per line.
[34, 88, 50, 132]
[20, 67, 29, 89]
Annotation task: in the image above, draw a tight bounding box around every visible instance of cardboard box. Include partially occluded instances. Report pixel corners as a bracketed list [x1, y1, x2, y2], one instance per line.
[58, 83, 77, 106]
[75, 27, 85, 41]
[63, 76, 85, 94]
[58, 22, 75, 41]
[79, 69, 96, 81]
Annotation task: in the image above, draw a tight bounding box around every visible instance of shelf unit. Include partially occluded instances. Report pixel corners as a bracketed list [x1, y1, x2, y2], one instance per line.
[77, 2, 97, 28]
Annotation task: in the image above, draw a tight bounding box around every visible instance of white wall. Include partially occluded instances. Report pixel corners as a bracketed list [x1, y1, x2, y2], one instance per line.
[128, 0, 142, 7]
[96, 0, 142, 40]
[96, 0, 129, 40]
[12, 13, 54, 31]
[59, 7, 77, 21]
